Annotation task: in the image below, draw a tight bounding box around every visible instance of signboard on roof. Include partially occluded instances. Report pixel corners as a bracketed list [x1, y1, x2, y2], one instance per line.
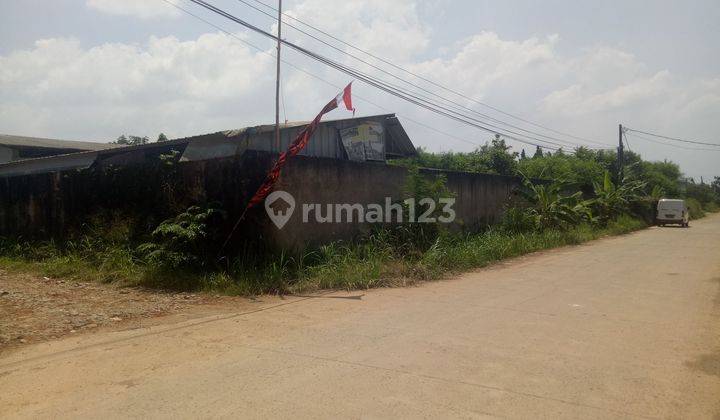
[339, 122, 385, 162]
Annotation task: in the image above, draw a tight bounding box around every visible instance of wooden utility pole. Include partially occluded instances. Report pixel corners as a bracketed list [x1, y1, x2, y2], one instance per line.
[274, 0, 283, 152]
[617, 124, 624, 184]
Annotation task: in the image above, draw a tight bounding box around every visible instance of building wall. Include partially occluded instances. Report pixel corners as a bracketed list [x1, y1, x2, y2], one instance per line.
[0, 152, 520, 251]
[266, 158, 519, 250]
[232, 114, 409, 159]
[0, 146, 17, 163]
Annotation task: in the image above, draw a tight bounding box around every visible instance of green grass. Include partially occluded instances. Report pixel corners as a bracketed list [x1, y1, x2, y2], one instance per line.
[0, 215, 647, 295]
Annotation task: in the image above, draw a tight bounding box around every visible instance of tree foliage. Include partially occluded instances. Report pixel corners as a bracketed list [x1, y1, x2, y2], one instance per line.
[110, 133, 171, 145]
[589, 171, 645, 225]
[404, 135, 518, 176]
[112, 134, 149, 146]
[398, 141, 717, 210]
[396, 137, 718, 230]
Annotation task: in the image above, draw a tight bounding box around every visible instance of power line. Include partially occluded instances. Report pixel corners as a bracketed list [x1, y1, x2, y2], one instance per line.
[161, 0, 500, 150]
[246, 0, 612, 148]
[182, 0, 568, 150]
[622, 131, 632, 152]
[232, 0, 606, 149]
[625, 131, 720, 152]
[625, 127, 720, 147]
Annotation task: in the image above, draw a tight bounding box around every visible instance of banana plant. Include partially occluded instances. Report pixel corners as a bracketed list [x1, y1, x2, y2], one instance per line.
[518, 176, 593, 230]
[589, 171, 645, 225]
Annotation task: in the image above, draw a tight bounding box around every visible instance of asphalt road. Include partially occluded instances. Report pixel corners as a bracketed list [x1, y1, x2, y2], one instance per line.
[2, 215, 719, 419]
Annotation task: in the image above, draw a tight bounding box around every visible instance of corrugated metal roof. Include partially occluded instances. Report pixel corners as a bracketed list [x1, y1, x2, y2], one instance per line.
[0, 134, 119, 151]
[207, 114, 415, 158]
[0, 114, 416, 177]
[0, 152, 99, 177]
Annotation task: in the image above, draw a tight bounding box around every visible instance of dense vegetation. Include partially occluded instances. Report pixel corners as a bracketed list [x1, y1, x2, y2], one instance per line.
[403, 138, 719, 213]
[0, 136, 717, 295]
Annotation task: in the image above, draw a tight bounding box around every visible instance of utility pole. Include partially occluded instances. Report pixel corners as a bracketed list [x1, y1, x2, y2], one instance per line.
[617, 124, 624, 184]
[274, 0, 283, 152]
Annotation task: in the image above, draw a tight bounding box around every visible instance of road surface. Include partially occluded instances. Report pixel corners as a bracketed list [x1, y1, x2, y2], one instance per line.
[2, 216, 719, 418]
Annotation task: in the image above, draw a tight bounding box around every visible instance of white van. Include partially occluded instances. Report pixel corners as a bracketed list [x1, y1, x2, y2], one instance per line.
[656, 199, 689, 227]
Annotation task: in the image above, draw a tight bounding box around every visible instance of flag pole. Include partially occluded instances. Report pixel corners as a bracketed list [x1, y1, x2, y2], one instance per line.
[274, 0, 282, 152]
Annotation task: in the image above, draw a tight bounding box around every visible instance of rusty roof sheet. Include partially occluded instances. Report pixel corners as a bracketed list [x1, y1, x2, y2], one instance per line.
[0, 134, 120, 151]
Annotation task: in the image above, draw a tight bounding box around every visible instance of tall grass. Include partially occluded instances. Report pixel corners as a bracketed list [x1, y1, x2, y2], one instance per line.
[0, 215, 646, 295]
[686, 197, 706, 219]
[704, 201, 720, 213]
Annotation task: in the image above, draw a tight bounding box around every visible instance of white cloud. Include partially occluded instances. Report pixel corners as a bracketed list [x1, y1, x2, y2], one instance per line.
[86, 0, 181, 19]
[1, 0, 718, 178]
[410, 32, 561, 100]
[284, 0, 429, 62]
[0, 33, 281, 139]
[541, 71, 673, 116]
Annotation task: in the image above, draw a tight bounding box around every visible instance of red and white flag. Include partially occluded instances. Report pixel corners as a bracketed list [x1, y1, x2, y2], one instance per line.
[335, 82, 355, 115]
[245, 82, 356, 210]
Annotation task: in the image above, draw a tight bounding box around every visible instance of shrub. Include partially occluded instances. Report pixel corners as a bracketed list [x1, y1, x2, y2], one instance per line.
[499, 206, 538, 233]
[137, 204, 226, 269]
[704, 201, 719, 213]
[686, 198, 705, 219]
[393, 165, 455, 251]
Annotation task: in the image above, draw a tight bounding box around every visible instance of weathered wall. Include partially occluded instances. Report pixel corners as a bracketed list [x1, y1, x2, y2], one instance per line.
[0, 151, 273, 239]
[0, 152, 520, 251]
[270, 159, 520, 250]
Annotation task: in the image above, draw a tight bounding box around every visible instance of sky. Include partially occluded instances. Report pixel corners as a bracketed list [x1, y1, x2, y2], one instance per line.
[0, 0, 718, 180]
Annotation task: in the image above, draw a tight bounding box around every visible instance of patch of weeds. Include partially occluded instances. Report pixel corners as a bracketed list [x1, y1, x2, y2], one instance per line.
[0, 201, 648, 296]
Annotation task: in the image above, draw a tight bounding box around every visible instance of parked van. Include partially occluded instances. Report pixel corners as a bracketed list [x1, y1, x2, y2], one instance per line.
[656, 199, 689, 227]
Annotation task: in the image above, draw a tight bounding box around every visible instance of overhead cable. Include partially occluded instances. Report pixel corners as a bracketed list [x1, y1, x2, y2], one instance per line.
[245, 0, 612, 148]
[183, 0, 568, 150]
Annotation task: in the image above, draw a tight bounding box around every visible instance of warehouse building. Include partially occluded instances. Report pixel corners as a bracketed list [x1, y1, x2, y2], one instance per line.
[0, 114, 416, 177]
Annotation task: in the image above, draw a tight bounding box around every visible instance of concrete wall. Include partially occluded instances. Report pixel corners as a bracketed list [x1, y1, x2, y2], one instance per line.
[269, 159, 520, 250]
[0, 146, 17, 163]
[0, 152, 520, 251]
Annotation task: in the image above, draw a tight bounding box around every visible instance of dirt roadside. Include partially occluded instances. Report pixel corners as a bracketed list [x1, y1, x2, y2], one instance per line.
[1, 216, 719, 418]
[0, 270, 240, 352]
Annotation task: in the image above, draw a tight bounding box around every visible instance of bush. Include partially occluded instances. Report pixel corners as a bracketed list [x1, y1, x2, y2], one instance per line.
[137, 204, 226, 269]
[628, 198, 656, 224]
[686, 198, 705, 219]
[393, 165, 455, 251]
[499, 206, 538, 233]
[704, 201, 719, 213]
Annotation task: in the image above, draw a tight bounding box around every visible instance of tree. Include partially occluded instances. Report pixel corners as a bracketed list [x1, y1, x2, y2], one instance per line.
[532, 146, 543, 159]
[636, 160, 682, 197]
[477, 135, 518, 175]
[517, 148, 605, 191]
[157, 133, 169, 142]
[686, 182, 718, 206]
[590, 171, 645, 225]
[112, 135, 149, 146]
[520, 149, 527, 160]
[401, 138, 518, 176]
